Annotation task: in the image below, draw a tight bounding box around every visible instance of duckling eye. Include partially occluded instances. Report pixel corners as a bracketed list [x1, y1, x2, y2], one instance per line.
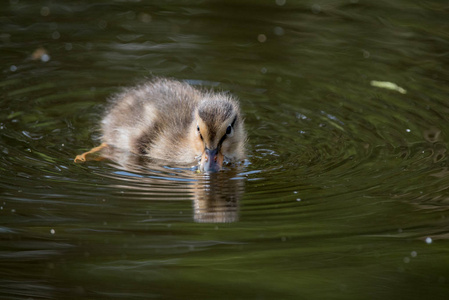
[197, 125, 200, 132]
[226, 125, 233, 136]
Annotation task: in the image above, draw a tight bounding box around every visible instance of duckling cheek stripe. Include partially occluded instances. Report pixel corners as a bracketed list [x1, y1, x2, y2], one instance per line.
[218, 135, 226, 147]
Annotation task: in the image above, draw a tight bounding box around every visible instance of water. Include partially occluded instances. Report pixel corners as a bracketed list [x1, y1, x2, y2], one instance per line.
[1, 1, 449, 299]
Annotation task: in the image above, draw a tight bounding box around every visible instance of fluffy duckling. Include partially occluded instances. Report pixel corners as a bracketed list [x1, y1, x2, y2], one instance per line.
[75, 78, 246, 172]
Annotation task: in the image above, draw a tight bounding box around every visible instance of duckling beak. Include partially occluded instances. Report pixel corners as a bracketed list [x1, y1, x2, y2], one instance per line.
[201, 148, 224, 173]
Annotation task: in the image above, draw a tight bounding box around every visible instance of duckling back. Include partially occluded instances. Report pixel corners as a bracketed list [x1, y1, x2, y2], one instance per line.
[101, 79, 201, 159]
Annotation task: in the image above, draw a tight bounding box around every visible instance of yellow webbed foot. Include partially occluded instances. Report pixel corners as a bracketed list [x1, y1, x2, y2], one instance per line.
[74, 143, 108, 163]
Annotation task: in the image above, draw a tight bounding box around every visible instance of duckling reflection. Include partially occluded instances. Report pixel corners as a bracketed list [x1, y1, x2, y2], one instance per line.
[193, 171, 242, 223]
[75, 78, 246, 173]
[99, 150, 244, 223]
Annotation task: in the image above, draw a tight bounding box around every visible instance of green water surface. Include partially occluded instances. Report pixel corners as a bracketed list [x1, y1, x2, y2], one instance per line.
[1, 1, 449, 299]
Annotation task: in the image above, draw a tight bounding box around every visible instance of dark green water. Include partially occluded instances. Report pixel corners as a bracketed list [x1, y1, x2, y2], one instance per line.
[1, 1, 449, 299]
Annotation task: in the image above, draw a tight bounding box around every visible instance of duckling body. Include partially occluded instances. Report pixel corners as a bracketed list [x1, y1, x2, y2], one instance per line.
[79, 78, 246, 172]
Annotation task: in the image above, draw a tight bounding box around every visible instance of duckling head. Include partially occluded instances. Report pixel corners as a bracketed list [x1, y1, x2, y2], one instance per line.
[193, 94, 246, 173]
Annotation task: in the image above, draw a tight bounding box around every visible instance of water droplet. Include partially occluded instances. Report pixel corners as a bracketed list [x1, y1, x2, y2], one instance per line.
[40, 6, 50, 17]
[411, 251, 417, 257]
[257, 34, 267, 43]
[273, 26, 284, 36]
[98, 19, 107, 29]
[139, 13, 152, 23]
[311, 4, 321, 14]
[50, 229, 55, 234]
[10, 65, 17, 72]
[296, 198, 301, 202]
[41, 54, 50, 62]
[406, 129, 411, 133]
[52, 31, 60, 39]
[275, 0, 286, 6]
[425, 237, 432, 244]
[403, 257, 410, 263]
[362, 50, 370, 58]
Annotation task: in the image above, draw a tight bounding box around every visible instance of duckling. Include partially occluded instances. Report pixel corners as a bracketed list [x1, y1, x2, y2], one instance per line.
[75, 78, 246, 172]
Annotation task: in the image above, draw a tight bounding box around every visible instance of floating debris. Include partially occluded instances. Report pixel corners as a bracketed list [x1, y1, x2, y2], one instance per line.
[370, 80, 406, 94]
[31, 47, 50, 62]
